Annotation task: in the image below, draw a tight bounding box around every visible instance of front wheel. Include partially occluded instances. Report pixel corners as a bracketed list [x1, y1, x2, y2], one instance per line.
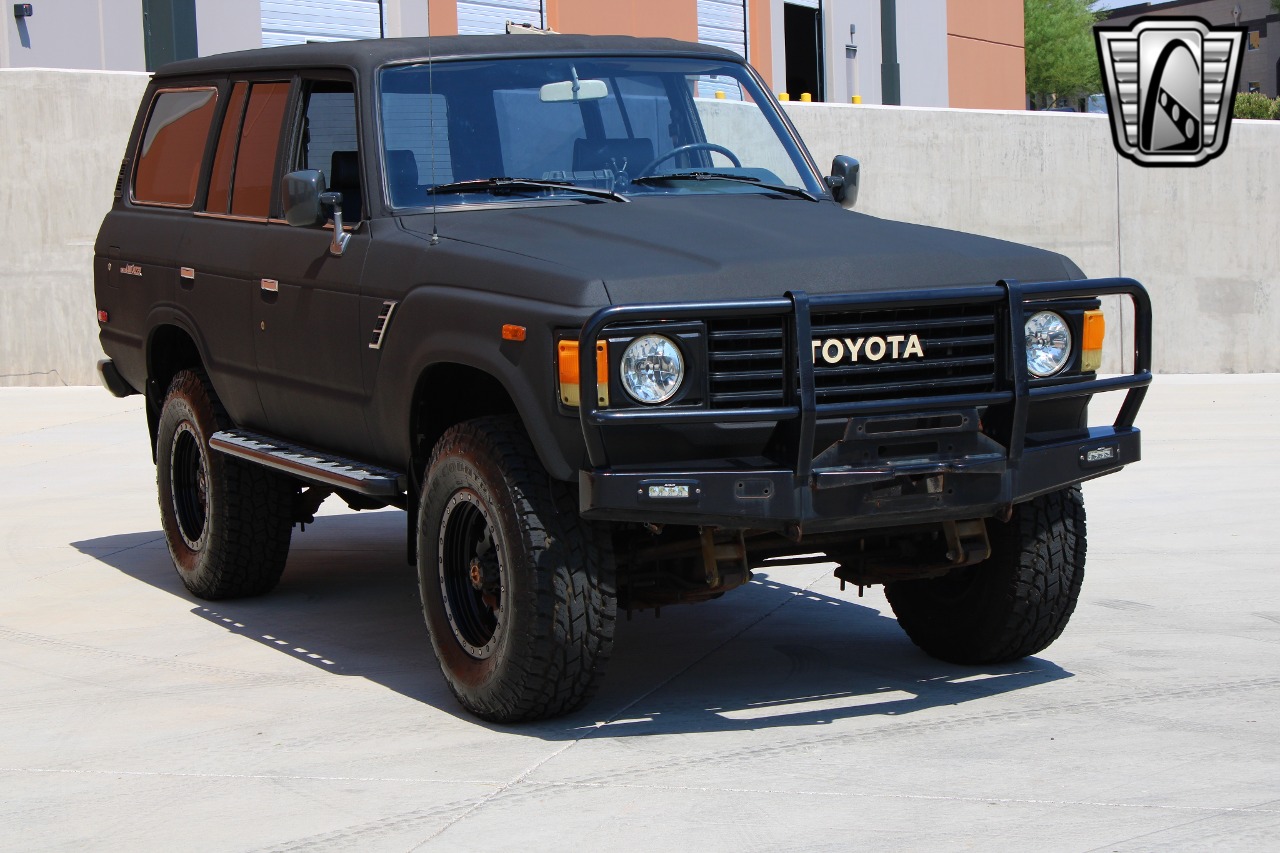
[885, 486, 1086, 664]
[417, 416, 617, 722]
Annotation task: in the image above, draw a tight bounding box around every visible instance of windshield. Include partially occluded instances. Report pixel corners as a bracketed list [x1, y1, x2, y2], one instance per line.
[379, 55, 824, 208]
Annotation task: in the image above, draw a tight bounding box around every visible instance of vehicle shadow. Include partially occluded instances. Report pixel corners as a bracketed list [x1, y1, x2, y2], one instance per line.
[72, 509, 1072, 738]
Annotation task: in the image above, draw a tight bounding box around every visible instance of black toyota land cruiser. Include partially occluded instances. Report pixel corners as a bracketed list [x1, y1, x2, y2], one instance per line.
[94, 34, 1151, 722]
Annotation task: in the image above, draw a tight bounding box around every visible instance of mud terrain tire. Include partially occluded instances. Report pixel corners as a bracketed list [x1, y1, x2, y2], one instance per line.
[156, 369, 295, 599]
[417, 416, 616, 723]
[885, 486, 1086, 664]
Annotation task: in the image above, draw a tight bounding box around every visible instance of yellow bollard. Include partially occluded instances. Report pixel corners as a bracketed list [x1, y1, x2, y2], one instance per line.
[800, 92, 812, 102]
[851, 95, 862, 104]
[778, 92, 789, 101]
[715, 90, 726, 99]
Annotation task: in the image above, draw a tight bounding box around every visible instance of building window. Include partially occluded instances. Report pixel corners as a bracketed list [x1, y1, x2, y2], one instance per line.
[1247, 30, 1260, 51]
[133, 88, 217, 207]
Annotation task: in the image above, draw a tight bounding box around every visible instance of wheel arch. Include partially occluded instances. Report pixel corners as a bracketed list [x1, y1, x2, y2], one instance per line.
[408, 362, 521, 487]
[145, 322, 207, 460]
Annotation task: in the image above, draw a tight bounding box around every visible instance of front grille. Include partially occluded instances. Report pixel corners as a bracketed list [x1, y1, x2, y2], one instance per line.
[706, 302, 1000, 409]
[810, 303, 1000, 404]
[706, 315, 788, 408]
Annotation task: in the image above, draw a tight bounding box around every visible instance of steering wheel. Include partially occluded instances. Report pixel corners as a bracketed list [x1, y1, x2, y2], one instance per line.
[637, 143, 742, 177]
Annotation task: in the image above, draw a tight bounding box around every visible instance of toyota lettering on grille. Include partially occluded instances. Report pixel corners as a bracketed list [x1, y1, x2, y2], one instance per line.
[811, 334, 924, 364]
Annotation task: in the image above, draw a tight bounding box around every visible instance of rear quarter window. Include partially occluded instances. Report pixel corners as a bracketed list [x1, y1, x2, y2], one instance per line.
[133, 88, 218, 207]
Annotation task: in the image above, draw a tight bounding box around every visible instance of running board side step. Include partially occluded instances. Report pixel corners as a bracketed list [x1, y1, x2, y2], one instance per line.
[209, 430, 406, 497]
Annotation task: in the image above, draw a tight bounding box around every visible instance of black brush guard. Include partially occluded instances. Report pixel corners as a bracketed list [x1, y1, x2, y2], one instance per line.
[577, 278, 1151, 533]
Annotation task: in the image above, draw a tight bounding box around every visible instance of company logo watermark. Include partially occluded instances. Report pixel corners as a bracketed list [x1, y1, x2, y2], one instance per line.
[1095, 17, 1246, 167]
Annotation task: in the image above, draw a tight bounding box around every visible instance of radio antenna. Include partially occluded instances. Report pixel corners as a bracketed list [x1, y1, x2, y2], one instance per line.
[428, 22, 439, 245]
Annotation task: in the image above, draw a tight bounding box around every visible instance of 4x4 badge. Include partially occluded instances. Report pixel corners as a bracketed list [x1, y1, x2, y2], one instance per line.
[1095, 17, 1245, 167]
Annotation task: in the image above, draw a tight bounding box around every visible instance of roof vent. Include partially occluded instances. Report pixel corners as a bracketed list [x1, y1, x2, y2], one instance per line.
[505, 20, 557, 35]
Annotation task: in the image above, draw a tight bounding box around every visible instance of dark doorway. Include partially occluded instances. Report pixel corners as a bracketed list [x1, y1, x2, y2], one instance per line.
[784, 3, 824, 101]
[143, 0, 198, 71]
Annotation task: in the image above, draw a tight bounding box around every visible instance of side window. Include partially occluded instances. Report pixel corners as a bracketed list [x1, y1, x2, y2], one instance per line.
[133, 88, 218, 207]
[230, 82, 290, 218]
[206, 82, 248, 214]
[297, 81, 362, 222]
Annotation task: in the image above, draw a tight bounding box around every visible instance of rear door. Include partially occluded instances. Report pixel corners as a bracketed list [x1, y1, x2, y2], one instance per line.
[177, 77, 290, 430]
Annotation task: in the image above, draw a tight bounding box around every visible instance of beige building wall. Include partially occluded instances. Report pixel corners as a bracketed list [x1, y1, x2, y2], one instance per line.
[946, 0, 1025, 109]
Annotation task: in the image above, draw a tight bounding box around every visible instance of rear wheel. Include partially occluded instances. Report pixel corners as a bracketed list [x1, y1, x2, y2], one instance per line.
[417, 416, 616, 722]
[156, 369, 295, 599]
[885, 486, 1086, 663]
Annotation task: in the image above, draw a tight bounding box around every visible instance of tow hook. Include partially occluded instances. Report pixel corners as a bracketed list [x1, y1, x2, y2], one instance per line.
[944, 519, 991, 567]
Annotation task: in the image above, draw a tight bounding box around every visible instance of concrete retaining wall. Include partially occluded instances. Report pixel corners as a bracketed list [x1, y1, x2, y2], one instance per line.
[784, 102, 1280, 374]
[0, 69, 1274, 386]
[0, 69, 148, 386]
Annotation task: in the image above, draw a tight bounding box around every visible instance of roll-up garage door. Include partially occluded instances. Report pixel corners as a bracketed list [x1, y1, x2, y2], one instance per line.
[261, 0, 382, 48]
[697, 0, 747, 99]
[456, 1, 543, 35]
[698, 0, 747, 57]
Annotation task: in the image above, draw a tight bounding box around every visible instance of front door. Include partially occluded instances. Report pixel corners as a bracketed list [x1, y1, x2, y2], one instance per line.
[250, 77, 370, 454]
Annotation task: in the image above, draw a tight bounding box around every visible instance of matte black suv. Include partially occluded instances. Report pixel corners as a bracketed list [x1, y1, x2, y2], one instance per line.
[94, 34, 1151, 722]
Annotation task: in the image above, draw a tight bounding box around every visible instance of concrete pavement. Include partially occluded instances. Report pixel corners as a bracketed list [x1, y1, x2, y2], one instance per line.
[1, 377, 1278, 851]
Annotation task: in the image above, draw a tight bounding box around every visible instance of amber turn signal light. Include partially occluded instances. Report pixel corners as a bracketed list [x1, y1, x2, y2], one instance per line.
[1081, 309, 1105, 372]
[557, 340, 609, 407]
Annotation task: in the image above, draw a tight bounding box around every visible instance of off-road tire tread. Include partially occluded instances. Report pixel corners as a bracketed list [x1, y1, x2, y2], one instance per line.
[419, 416, 616, 723]
[157, 369, 294, 600]
[886, 486, 1086, 664]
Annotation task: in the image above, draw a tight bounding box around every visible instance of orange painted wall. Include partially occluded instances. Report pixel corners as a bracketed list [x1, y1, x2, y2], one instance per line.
[427, 0, 458, 36]
[546, 0, 698, 43]
[946, 0, 1025, 109]
[746, 0, 771, 91]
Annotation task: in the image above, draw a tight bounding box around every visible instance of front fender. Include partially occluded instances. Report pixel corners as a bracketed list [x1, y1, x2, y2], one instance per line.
[365, 284, 595, 481]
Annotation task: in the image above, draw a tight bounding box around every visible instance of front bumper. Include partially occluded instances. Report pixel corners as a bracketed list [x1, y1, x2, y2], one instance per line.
[576, 278, 1151, 532]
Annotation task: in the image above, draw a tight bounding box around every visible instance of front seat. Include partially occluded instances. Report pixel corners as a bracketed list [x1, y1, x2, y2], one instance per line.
[328, 151, 363, 222]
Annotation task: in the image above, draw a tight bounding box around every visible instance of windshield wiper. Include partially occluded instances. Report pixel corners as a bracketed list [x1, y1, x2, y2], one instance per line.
[427, 177, 628, 203]
[629, 172, 819, 202]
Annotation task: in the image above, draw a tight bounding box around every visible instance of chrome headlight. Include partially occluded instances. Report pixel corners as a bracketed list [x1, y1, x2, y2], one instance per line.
[1025, 311, 1072, 378]
[620, 335, 684, 404]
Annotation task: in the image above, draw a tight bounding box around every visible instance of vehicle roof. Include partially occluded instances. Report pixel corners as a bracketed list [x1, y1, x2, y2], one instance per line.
[155, 34, 741, 78]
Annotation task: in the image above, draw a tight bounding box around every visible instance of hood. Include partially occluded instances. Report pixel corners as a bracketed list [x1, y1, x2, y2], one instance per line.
[401, 194, 1083, 305]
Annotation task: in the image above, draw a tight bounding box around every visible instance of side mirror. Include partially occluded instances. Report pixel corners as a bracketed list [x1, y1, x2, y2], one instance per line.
[282, 169, 327, 226]
[282, 170, 350, 256]
[826, 155, 860, 210]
